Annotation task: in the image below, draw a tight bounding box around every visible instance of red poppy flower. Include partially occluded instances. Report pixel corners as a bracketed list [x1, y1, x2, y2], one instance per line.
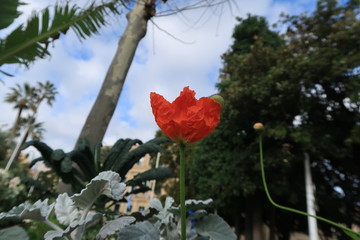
[150, 86, 222, 143]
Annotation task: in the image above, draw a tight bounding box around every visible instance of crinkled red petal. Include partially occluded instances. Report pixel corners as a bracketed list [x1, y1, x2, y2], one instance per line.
[150, 87, 221, 143]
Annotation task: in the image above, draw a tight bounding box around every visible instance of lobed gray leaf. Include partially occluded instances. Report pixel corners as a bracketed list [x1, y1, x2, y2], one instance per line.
[44, 212, 102, 240]
[0, 199, 54, 222]
[117, 221, 160, 240]
[55, 193, 80, 225]
[96, 216, 135, 239]
[71, 171, 126, 210]
[195, 214, 237, 240]
[0, 226, 29, 240]
[149, 197, 174, 225]
[169, 199, 213, 215]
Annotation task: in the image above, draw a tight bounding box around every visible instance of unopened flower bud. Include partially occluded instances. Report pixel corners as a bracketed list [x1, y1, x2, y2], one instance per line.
[210, 94, 224, 109]
[253, 122, 264, 131]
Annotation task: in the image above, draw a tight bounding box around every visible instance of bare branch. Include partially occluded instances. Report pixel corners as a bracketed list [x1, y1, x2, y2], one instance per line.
[150, 19, 196, 44]
[156, 0, 229, 17]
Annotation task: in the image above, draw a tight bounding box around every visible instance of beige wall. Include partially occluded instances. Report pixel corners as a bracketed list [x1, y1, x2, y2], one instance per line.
[119, 154, 155, 213]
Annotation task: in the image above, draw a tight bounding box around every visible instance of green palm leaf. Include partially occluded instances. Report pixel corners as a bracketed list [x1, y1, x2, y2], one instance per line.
[0, 0, 123, 68]
[0, 0, 25, 30]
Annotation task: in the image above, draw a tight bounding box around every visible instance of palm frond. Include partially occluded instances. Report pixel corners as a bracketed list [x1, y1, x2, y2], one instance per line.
[0, 0, 25, 30]
[0, 0, 124, 68]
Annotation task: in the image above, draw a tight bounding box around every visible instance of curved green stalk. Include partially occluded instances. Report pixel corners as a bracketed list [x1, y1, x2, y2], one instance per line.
[179, 143, 186, 240]
[258, 135, 360, 237]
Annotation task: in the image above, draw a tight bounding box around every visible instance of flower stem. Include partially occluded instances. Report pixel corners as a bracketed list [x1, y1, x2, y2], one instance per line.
[258, 135, 360, 237]
[179, 143, 186, 240]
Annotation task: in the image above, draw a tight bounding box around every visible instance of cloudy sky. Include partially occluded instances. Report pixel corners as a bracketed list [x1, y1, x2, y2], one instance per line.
[0, 0, 318, 158]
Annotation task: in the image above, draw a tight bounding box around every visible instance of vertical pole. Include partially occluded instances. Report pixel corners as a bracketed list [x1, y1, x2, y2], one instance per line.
[304, 152, 318, 240]
[150, 152, 160, 201]
[5, 125, 30, 171]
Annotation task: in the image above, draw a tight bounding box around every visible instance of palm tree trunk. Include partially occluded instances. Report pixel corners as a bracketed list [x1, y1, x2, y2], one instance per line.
[9, 107, 23, 144]
[76, 0, 155, 150]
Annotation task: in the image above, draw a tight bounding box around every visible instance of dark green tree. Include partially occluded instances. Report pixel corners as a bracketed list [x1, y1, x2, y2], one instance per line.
[192, 15, 298, 240]
[190, 1, 360, 239]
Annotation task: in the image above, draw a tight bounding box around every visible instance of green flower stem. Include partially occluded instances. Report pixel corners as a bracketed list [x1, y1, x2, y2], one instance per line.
[258, 135, 360, 237]
[179, 142, 187, 240]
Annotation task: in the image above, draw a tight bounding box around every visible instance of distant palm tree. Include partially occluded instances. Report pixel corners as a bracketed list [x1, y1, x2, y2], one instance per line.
[19, 117, 45, 141]
[7, 117, 46, 164]
[19, 81, 56, 144]
[4, 81, 58, 171]
[18, 81, 57, 147]
[4, 83, 36, 144]
[31, 81, 57, 114]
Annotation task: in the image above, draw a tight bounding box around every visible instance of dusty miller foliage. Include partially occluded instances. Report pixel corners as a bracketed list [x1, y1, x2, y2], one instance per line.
[0, 171, 236, 240]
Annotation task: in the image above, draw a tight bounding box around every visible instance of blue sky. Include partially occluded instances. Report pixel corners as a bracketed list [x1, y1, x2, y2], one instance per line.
[0, 0, 321, 155]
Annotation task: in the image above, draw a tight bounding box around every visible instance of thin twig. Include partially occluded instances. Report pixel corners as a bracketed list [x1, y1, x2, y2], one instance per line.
[150, 19, 196, 44]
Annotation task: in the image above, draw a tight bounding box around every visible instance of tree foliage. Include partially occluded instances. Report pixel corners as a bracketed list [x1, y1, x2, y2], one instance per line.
[190, 1, 360, 239]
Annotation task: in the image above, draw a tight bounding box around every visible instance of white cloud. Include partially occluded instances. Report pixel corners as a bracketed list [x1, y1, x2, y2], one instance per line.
[0, 0, 316, 158]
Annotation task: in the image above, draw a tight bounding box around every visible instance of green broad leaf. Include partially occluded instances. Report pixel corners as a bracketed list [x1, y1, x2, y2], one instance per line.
[51, 149, 65, 161]
[126, 168, 172, 186]
[102, 138, 142, 172]
[117, 221, 160, 240]
[144, 136, 170, 146]
[96, 216, 136, 240]
[22, 140, 53, 162]
[69, 149, 97, 181]
[195, 214, 237, 240]
[29, 157, 44, 168]
[44, 212, 102, 240]
[0, 226, 29, 240]
[71, 171, 126, 210]
[60, 156, 73, 173]
[125, 186, 151, 196]
[55, 193, 80, 225]
[118, 143, 163, 178]
[344, 230, 360, 240]
[0, 199, 54, 223]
